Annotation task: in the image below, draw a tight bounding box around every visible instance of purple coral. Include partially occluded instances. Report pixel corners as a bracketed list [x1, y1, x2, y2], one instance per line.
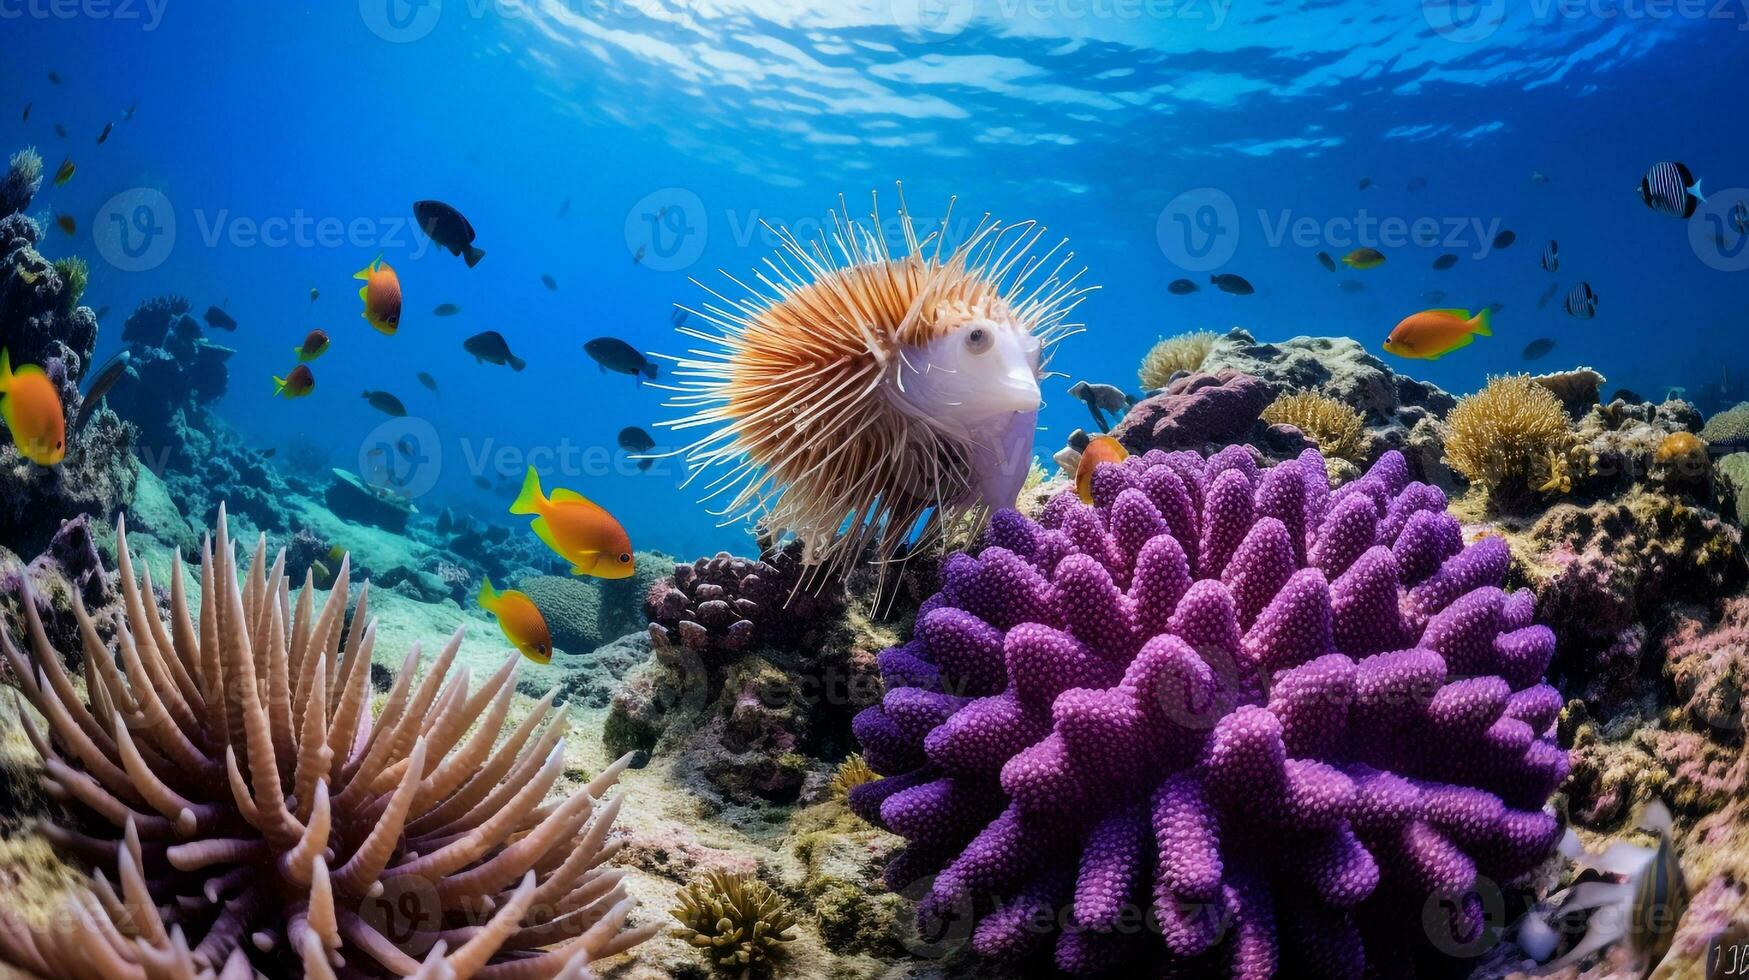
[644, 542, 843, 658]
[850, 447, 1567, 976]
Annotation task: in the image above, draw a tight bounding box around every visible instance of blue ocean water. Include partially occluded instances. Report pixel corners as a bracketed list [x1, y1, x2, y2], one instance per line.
[5, 1, 1746, 559]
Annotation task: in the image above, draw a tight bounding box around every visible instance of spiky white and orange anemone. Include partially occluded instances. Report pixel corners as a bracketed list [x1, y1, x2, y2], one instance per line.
[661, 191, 1091, 578]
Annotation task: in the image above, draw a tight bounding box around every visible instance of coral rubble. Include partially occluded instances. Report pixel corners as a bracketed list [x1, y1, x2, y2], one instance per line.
[0, 511, 658, 976]
[850, 447, 1566, 975]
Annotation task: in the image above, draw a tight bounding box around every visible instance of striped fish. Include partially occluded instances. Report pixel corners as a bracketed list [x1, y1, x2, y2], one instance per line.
[1732, 200, 1749, 236]
[1638, 161, 1705, 219]
[1628, 801, 1688, 970]
[1565, 282, 1598, 320]
[1540, 240, 1559, 272]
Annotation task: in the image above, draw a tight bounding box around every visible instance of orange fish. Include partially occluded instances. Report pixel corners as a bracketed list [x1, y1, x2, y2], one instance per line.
[1382, 308, 1492, 360]
[1075, 435, 1130, 504]
[272, 364, 315, 398]
[509, 466, 634, 579]
[0, 348, 66, 465]
[478, 577, 553, 664]
[353, 255, 401, 335]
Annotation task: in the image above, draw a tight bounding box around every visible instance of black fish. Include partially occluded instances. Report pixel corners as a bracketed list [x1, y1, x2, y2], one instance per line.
[203, 306, 237, 331]
[262, 448, 276, 458]
[413, 200, 486, 267]
[618, 426, 656, 471]
[1540, 240, 1559, 272]
[670, 307, 689, 327]
[1415, 227, 1438, 246]
[1432, 254, 1458, 271]
[362, 390, 407, 417]
[1486, 302, 1505, 315]
[632, 244, 646, 265]
[417, 371, 439, 395]
[1492, 230, 1516, 250]
[463, 331, 526, 371]
[1536, 281, 1560, 310]
[1357, 177, 1373, 190]
[1639, 162, 1704, 219]
[47, 72, 60, 85]
[96, 122, 113, 145]
[1316, 252, 1336, 273]
[1565, 282, 1598, 320]
[1522, 338, 1555, 361]
[474, 476, 491, 490]
[74, 350, 132, 430]
[54, 123, 66, 139]
[123, 103, 137, 122]
[1168, 278, 1199, 295]
[540, 274, 557, 291]
[21, 103, 29, 122]
[1209, 274, 1254, 295]
[1339, 280, 1366, 294]
[433, 303, 459, 317]
[584, 337, 658, 383]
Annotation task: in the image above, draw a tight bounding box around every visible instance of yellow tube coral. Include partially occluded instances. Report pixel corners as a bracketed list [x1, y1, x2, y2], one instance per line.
[1441, 375, 1576, 505]
[1138, 331, 1218, 389]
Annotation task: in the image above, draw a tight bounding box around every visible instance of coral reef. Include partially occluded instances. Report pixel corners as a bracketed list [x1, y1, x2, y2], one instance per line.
[1701, 402, 1749, 452]
[1441, 375, 1577, 510]
[1138, 330, 1218, 390]
[326, 466, 415, 533]
[0, 146, 137, 556]
[1259, 390, 1367, 464]
[670, 869, 799, 976]
[849, 448, 1566, 975]
[1201, 328, 1455, 481]
[644, 543, 845, 663]
[520, 574, 605, 654]
[1571, 395, 1704, 499]
[829, 754, 878, 800]
[0, 511, 659, 976]
[1529, 366, 1606, 420]
[1110, 370, 1286, 456]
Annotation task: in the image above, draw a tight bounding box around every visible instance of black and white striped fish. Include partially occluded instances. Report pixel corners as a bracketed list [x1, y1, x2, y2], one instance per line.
[1565, 282, 1598, 320]
[1732, 200, 1749, 236]
[1540, 240, 1559, 272]
[1638, 161, 1705, 219]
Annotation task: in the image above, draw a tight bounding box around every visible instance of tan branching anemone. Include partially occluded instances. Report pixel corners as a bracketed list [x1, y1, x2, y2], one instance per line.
[1259, 390, 1368, 463]
[1441, 374, 1577, 505]
[670, 869, 797, 978]
[1138, 330, 1218, 389]
[0, 508, 659, 978]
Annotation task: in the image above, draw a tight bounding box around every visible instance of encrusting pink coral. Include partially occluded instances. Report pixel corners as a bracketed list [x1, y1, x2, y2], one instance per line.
[0, 507, 659, 978]
[851, 447, 1568, 976]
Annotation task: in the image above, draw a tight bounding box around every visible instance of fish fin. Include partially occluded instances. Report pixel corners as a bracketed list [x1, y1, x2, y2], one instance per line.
[508, 354, 526, 372]
[0, 348, 10, 392]
[1471, 307, 1492, 336]
[530, 516, 563, 556]
[353, 255, 379, 282]
[272, 375, 286, 396]
[464, 246, 485, 268]
[550, 487, 595, 506]
[1690, 177, 1706, 203]
[477, 575, 499, 610]
[510, 466, 544, 516]
[568, 552, 602, 576]
[642, 362, 659, 380]
[1435, 308, 1471, 320]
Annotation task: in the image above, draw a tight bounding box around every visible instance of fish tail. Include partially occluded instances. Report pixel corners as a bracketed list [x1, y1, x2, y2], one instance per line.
[478, 575, 499, 610]
[464, 246, 485, 268]
[0, 348, 10, 393]
[1471, 308, 1493, 337]
[271, 375, 286, 397]
[508, 354, 527, 372]
[1691, 177, 1706, 203]
[510, 466, 545, 516]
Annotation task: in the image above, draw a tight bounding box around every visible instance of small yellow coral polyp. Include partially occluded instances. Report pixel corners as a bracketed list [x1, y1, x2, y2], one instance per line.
[1442, 375, 1575, 499]
[1138, 330, 1218, 389]
[1655, 431, 1707, 464]
[671, 869, 798, 976]
[1260, 390, 1368, 463]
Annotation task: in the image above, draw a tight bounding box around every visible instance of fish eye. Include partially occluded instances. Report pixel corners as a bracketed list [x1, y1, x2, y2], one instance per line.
[619, 553, 631, 563]
[965, 327, 992, 354]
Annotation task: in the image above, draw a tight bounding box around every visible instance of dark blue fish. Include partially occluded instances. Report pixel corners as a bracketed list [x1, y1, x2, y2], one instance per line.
[1432, 254, 1458, 271]
[1638, 161, 1705, 219]
[1522, 338, 1555, 361]
[1492, 230, 1516, 250]
[1565, 282, 1598, 320]
[1357, 177, 1373, 190]
[1316, 252, 1336, 273]
[1540, 240, 1559, 273]
[1168, 278, 1199, 295]
[1536, 281, 1560, 310]
[1210, 274, 1254, 295]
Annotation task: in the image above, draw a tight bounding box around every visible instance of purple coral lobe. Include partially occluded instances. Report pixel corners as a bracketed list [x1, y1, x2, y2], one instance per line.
[853, 449, 1566, 975]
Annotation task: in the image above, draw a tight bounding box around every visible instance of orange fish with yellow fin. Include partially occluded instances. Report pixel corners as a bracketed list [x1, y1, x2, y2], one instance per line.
[1382, 307, 1492, 360]
[1075, 435, 1130, 504]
